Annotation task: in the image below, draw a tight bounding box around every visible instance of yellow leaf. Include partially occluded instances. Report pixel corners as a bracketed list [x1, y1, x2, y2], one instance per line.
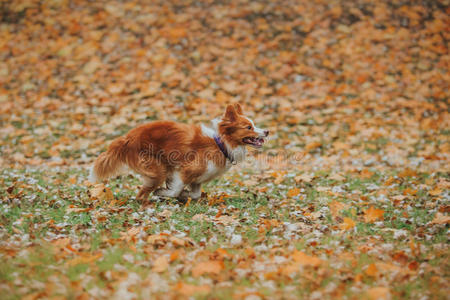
[287, 188, 300, 197]
[340, 217, 356, 230]
[364, 207, 385, 223]
[191, 260, 224, 277]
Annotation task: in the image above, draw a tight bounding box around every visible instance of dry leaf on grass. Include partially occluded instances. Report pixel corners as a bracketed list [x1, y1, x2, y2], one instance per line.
[152, 255, 169, 273]
[292, 250, 321, 267]
[364, 207, 385, 223]
[340, 217, 356, 230]
[90, 184, 113, 201]
[430, 212, 450, 225]
[173, 282, 211, 296]
[366, 287, 391, 300]
[191, 260, 224, 277]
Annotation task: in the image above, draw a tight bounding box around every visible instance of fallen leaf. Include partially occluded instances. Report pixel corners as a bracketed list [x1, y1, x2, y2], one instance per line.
[366, 287, 391, 300]
[329, 173, 345, 181]
[294, 173, 314, 183]
[287, 188, 301, 197]
[152, 255, 169, 273]
[90, 184, 113, 202]
[191, 260, 224, 277]
[365, 263, 379, 277]
[66, 252, 102, 266]
[173, 282, 211, 296]
[340, 217, 356, 230]
[430, 212, 450, 225]
[364, 207, 384, 223]
[305, 141, 322, 151]
[292, 250, 321, 267]
[329, 201, 348, 219]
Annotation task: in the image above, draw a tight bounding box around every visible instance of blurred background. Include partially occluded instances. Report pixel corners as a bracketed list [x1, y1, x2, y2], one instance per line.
[0, 0, 448, 173]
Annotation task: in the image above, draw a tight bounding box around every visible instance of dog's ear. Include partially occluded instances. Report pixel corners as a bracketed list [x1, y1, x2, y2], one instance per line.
[234, 103, 243, 114]
[224, 104, 238, 121]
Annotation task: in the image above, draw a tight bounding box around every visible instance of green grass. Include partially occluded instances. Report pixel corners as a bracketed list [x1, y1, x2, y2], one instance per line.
[0, 167, 448, 299]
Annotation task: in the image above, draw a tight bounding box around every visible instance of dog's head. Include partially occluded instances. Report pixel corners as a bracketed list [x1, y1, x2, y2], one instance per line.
[218, 104, 269, 148]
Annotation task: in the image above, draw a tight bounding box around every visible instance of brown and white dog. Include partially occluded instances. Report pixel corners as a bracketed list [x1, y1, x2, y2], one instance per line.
[90, 104, 269, 201]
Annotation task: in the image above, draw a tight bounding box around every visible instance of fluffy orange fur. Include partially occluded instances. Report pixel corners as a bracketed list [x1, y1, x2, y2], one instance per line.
[91, 104, 268, 201]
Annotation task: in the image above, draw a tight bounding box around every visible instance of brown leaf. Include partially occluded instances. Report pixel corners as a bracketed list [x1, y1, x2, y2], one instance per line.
[294, 173, 314, 183]
[430, 212, 450, 225]
[90, 184, 113, 202]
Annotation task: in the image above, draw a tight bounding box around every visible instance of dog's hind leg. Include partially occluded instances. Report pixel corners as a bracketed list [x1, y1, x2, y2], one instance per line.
[154, 171, 185, 198]
[136, 171, 165, 202]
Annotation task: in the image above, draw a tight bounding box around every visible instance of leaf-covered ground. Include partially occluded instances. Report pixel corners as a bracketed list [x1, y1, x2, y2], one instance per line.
[0, 0, 449, 299]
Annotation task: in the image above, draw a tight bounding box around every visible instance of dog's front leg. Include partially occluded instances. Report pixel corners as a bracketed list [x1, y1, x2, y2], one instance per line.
[154, 172, 185, 198]
[178, 183, 201, 201]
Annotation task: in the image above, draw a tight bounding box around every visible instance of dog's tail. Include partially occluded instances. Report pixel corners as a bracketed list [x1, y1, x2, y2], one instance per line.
[90, 137, 128, 182]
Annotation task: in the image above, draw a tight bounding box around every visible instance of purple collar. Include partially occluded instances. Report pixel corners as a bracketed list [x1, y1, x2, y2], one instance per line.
[214, 135, 234, 164]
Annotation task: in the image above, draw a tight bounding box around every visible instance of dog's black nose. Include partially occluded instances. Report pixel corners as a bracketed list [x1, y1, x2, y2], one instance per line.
[264, 130, 269, 137]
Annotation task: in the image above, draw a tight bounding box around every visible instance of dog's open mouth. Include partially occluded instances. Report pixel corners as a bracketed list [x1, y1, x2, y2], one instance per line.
[243, 137, 265, 147]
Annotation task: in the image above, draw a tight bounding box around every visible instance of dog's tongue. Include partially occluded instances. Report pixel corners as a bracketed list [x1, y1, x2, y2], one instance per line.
[256, 137, 264, 146]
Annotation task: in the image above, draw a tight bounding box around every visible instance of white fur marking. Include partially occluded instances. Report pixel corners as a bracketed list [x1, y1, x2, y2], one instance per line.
[229, 145, 247, 163]
[88, 166, 98, 183]
[201, 124, 216, 138]
[156, 171, 185, 197]
[245, 117, 265, 136]
[197, 161, 230, 183]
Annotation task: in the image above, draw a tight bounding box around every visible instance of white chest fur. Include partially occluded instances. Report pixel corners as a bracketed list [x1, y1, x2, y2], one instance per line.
[196, 160, 231, 183]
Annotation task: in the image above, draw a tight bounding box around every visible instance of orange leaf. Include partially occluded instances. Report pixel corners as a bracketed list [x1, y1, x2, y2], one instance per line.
[329, 201, 348, 219]
[166, 27, 187, 39]
[364, 207, 384, 223]
[366, 287, 390, 300]
[191, 260, 224, 277]
[66, 252, 102, 267]
[292, 250, 321, 267]
[287, 188, 300, 197]
[365, 263, 379, 277]
[428, 188, 442, 196]
[340, 217, 356, 230]
[173, 282, 211, 296]
[305, 141, 322, 151]
[398, 168, 417, 178]
[360, 169, 374, 179]
[152, 255, 169, 273]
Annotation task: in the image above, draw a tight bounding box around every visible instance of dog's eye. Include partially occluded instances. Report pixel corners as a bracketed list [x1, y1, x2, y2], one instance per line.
[247, 126, 252, 130]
